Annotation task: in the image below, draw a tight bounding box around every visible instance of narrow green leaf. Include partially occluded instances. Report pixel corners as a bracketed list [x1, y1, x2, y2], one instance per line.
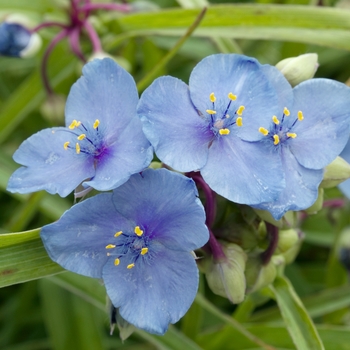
[0, 229, 63, 287]
[114, 5, 350, 51]
[269, 276, 325, 350]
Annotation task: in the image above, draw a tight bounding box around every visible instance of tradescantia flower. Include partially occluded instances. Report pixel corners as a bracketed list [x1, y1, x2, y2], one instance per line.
[253, 78, 350, 219]
[0, 22, 41, 57]
[7, 58, 153, 197]
[40, 168, 209, 334]
[137, 54, 288, 206]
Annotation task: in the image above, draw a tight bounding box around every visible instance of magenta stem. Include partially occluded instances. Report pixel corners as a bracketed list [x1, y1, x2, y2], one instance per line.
[41, 29, 69, 95]
[69, 27, 86, 62]
[83, 20, 102, 53]
[208, 229, 226, 261]
[32, 22, 68, 33]
[261, 223, 279, 265]
[323, 198, 346, 208]
[79, 3, 132, 12]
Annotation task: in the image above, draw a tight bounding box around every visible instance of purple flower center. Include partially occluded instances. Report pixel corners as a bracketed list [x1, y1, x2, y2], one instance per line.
[62, 119, 107, 158]
[259, 107, 304, 147]
[203, 92, 245, 136]
[105, 225, 152, 269]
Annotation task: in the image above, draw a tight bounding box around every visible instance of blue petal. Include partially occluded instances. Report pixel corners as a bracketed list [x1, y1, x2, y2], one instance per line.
[200, 137, 285, 205]
[0, 22, 31, 57]
[40, 193, 133, 278]
[7, 128, 95, 197]
[84, 116, 153, 191]
[188, 54, 283, 142]
[290, 79, 350, 169]
[138, 76, 212, 171]
[65, 58, 139, 144]
[112, 168, 209, 251]
[254, 148, 323, 220]
[103, 245, 199, 334]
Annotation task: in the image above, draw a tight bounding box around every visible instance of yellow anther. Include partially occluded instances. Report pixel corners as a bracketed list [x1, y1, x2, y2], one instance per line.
[283, 107, 290, 116]
[236, 105, 245, 116]
[114, 231, 123, 237]
[272, 115, 280, 125]
[127, 263, 135, 269]
[228, 92, 237, 101]
[75, 121, 81, 127]
[93, 119, 100, 129]
[259, 127, 269, 136]
[219, 128, 230, 135]
[68, 120, 78, 129]
[106, 244, 116, 249]
[287, 132, 297, 139]
[134, 226, 143, 236]
[236, 116, 243, 127]
[273, 134, 280, 145]
[63, 141, 70, 150]
[75, 143, 80, 154]
[298, 111, 304, 121]
[141, 247, 148, 255]
[209, 93, 216, 103]
[114, 258, 120, 266]
[206, 109, 216, 115]
[77, 134, 86, 140]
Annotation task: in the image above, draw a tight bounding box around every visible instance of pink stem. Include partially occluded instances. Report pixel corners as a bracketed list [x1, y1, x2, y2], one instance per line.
[79, 3, 132, 12]
[41, 29, 69, 95]
[261, 223, 279, 265]
[32, 22, 68, 33]
[323, 198, 346, 208]
[83, 20, 102, 53]
[69, 27, 86, 62]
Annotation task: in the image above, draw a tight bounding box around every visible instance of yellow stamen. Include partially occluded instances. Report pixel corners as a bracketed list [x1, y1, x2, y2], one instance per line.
[283, 107, 290, 116]
[134, 226, 143, 236]
[93, 119, 100, 129]
[68, 120, 78, 129]
[273, 134, 280, 145]
[209, 93, 216, 103]
[77, 134, 86, 140]
[259, 127, 269, 136]
[75, 143, 80, 154]
[114, 258, 120, 266]
[114, 231, 123, 237]
[228, 92, 237, 101]
[106, 244, 116, 249]
[236, 116, 243, 127]
[272, 115, 280, 125]
[236, 105, 245, 116]
[219, 128, 230, 135]
[141, 247, 148, 255]
[63, 141, 70, 150]
[206, 109, 216, 115]
[127, 263, 135, 269]
[75, 121, 81, 127]
[298, 111, 304, 121]
[287, 132, 297, 139]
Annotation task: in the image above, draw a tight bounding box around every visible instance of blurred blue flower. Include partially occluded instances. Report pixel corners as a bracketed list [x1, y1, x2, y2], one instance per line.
[254, 79, 350, 219]
[7, 58, 153, 197]
[339, 139, 350, 198]
[137, 54, 288, 206]
[41, 168, 209, 334]
[0, 22, 39, 57]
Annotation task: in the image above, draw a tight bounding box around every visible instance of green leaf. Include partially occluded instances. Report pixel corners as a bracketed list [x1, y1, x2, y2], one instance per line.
[269, 276, 325, 350]
[113, 5, 350, 51]
[0, 229, 63, 288]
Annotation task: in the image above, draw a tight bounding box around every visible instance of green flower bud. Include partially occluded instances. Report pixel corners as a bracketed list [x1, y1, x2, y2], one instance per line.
[205, 242, 247, 304]
[275, 53, 318, 87]
[281, 231, 304, 264]
[277, 229, 299, 253]
[253, 209, 297, 229]
[320, 156, 350, 188]
[305, 187, 324, 215]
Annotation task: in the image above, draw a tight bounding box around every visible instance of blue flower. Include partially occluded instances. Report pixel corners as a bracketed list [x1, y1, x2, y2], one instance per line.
[339, 139, 350, 198]
[40, 168, 209, 334]
[0, 22, 39, 57]
[7, 58, 153, 197]
[137, 54, 288, 206]
[253, 78, 350, 219]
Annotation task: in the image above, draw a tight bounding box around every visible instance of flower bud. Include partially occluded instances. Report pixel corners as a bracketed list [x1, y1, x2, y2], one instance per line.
[320, 156, 350, 188]
[245, 256, 276, 294]
[108, 302, 135, 340]
[253, 208, 297, 229]
[275, 53, 318, 87]
[277, 229, 299, 253]
[305, 187, 324, 215]
[281, 231, 304, 264]
[205, 241, 247, 304]
[0, 17, 41, 58]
